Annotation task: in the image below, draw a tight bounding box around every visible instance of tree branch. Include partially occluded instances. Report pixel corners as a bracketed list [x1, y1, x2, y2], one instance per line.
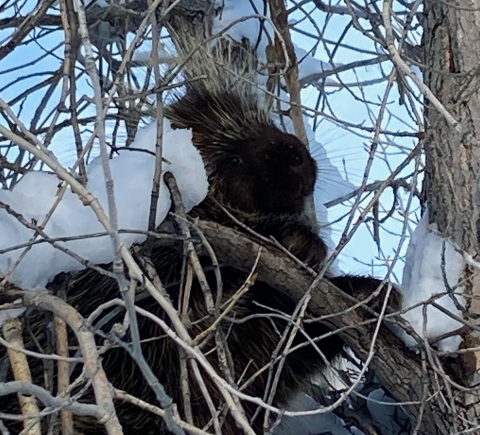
[183, 219, 450, 434]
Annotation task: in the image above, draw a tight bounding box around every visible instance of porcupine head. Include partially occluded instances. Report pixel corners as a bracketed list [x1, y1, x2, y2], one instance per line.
[163, 38, 319, 217]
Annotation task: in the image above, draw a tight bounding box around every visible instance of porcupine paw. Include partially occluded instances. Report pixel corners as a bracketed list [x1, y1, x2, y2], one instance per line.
[274, 220, 329, 271]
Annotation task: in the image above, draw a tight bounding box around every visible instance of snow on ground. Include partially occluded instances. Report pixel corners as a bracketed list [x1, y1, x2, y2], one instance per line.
[400, 209, 465, 352]
[0, 120, 208, 302]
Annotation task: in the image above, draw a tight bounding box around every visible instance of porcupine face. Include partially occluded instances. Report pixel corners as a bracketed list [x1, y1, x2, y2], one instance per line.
[166, 89, 318, 214]
[207, 124, 318, 214]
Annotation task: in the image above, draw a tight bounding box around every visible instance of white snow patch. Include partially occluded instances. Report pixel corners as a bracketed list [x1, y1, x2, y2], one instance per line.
[131, 45, 171, 65]
[213, 0, 273, 61]
[295, 45, 339, 87]
[0, 119, 208, 323]
[400, 209, 465, 352]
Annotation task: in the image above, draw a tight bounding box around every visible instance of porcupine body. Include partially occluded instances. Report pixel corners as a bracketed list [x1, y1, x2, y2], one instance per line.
[0, 43, 394, 435]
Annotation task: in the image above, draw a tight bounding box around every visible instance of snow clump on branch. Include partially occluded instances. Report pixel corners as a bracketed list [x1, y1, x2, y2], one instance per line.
[400, 209, 465, 352]
[0, 119, 208, 301]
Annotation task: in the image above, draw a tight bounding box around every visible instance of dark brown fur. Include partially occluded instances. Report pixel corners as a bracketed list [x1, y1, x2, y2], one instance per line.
[166, 87, 327, 270]
[0, 86, 395, 435]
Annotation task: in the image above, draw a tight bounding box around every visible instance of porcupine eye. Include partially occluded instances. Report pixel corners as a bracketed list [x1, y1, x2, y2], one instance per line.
[288, 144, 303, 166]
[291, 152, 302, 166]
[229, 156, 242, 167]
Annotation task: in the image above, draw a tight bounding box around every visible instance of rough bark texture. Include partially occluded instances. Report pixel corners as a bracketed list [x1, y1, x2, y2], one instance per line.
[424, 1, 480, 256]
[423, 0, 480, 431]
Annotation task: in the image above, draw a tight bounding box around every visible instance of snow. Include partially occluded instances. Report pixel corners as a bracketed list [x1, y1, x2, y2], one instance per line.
[213, 0, 272, 62]
[0, 119, 208, 303]
[131, 45, 171, 65]
[294, 45, 339, 87]
[400, 209, 465, 352]
[1, 0, 348, 292]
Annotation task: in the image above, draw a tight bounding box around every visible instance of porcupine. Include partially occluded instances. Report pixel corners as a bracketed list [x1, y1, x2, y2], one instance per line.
[0, 42, 399, 435]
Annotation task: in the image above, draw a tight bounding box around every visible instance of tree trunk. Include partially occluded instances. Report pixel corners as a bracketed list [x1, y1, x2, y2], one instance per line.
[423, 0, 480, 431]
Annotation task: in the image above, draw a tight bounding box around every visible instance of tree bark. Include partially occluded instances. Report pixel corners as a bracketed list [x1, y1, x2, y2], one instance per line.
[423, 0, 480, 431]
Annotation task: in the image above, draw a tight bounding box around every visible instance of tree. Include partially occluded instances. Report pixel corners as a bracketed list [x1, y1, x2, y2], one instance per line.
[0, 0, 477, 434]
[421, 0, 480, 431]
